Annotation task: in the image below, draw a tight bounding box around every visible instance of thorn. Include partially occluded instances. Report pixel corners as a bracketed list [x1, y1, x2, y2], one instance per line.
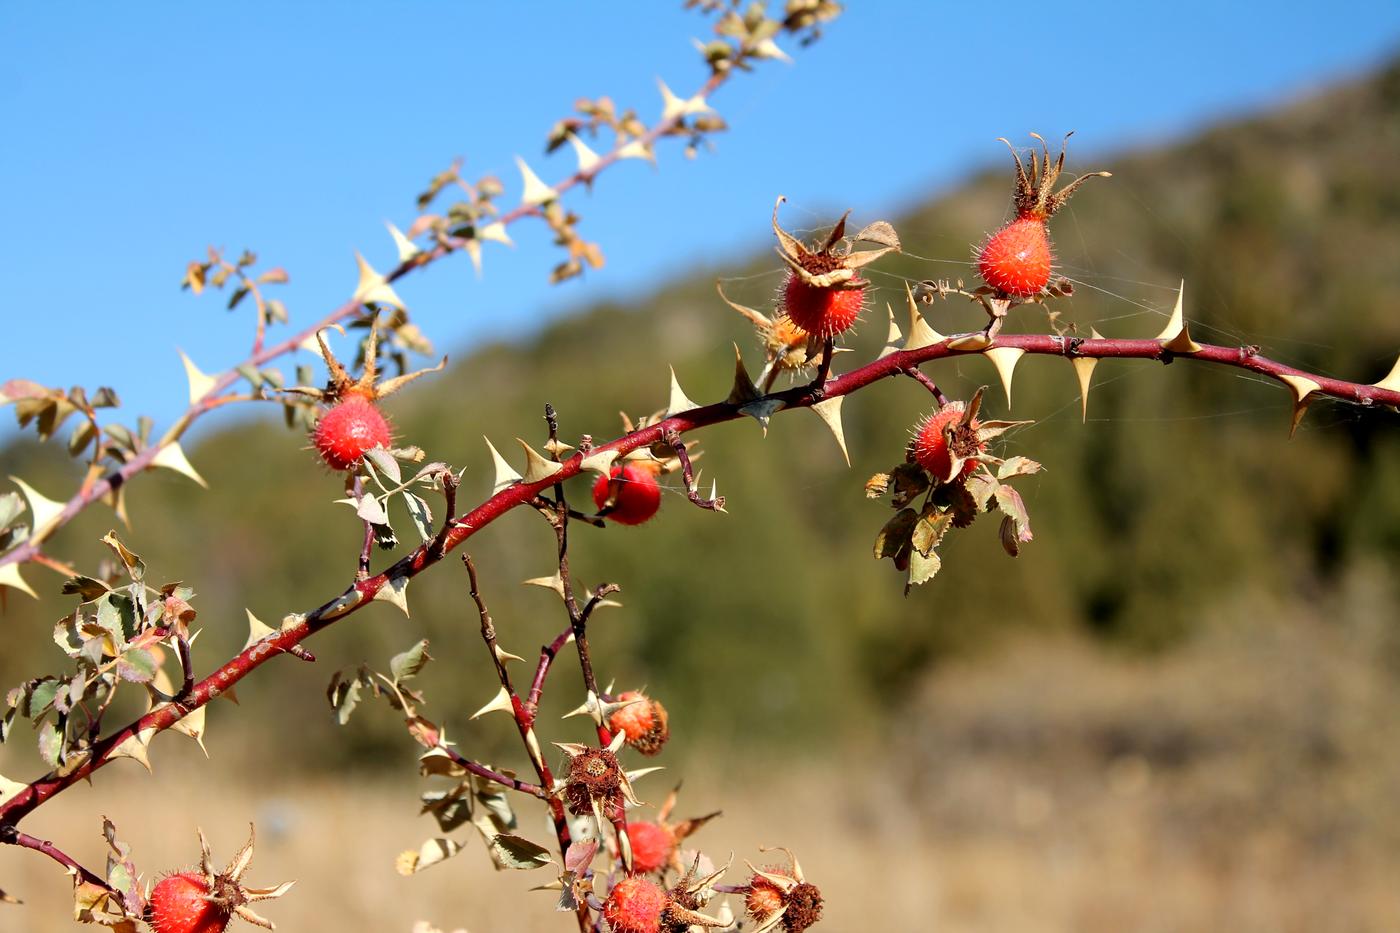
[1373, 354, 1400, 393]
[579, 448, 619, 477]
[809, 396, 850, 466]
[1155, 280, 1201, 353]
[901, 282, 945, 351]
[484, 437, 522, 492]
[516, 438, 563, 484]
[178, 349, 218, 405]
[877, 303, 903, 360]
[667, 366, 700, 416]
[947, 332, 992, 352]
[726, 344, 762, 405]
[151, 443, 208, 488]
[353, 252, 406, 310]
[0, 564, 37, 599]
[982, 347, 1025, 408]
[8, 476, 66, 539]
[372, 574, 410, 617]
[515, 156, 558, 206]
[1278, 373, 1321, 439]
[470, 685, 516, 720]
[478, 222, 513, 246]
[386, 223, 420, 263]
[565, 132, 600, 175]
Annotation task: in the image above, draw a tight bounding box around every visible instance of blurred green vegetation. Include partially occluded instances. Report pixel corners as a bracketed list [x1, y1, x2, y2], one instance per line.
[4, 60, 1400, 773]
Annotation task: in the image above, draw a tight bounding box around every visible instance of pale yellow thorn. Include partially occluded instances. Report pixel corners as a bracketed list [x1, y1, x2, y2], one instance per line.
[515, 156, 558, 207]
[109, 727, 156, 773]
[470, 685, 515, 720]
[478, 222, 513, 246]
[667, 366, 700, 416]
[566, 132, 601, 174]
[178, 349, 219, 405]
[9, 476, 65, 540]
[1372, 355, 1400, 393]
[522, 573, 567, 601]
[243, 609, 276, 652]
[516, 439, 563, 484]
[810, 396, 850, 467]
[901, 282, 945, 352]
[386, 223, 420, 263]
[657, 78, 711, 121]
[464, 238, 483, 278]
[1072, 327, 1105, 423]
[947, 332, 992, 352]
[727, 344, 761, 405]
[579, 448, 619, 477]
[353, 252, 406, 310]
[484, 437, 522, 492]
[0, 563, 38, 599]
[1278, 373, 1322, 439]
[168, 705, 209, 757]
[0, 771, 26, 807]
[616, 139, 655, 164]
[1155, 280, 1201, 353]
[372, 573, 411, 617]
[983, 347, 1025, 408]
[877, 303, 903, 360]
[151, 442, 208, 488]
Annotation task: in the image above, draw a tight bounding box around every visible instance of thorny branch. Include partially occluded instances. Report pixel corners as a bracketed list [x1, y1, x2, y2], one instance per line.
[4, 330, 1399, 831]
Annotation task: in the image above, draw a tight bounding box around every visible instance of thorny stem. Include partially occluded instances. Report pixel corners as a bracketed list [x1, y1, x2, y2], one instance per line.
[527, 627, 575, 715]
[0, 68, 731, 573]
[462, 554, 582, 927]
[3, 333, 1398, 826]
[0, 826, 115, 897]
[664, 428, 725, 511]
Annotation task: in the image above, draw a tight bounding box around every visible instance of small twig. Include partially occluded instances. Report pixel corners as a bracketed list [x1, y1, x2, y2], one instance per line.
[663, 429, 724, 512]
[176, 634, 195, 700]
[434, 744, 545, 798]
[352, 476, 375, 582]
[903, 366, 951, 406]
[429, 471, 461, 558]
[526, 627, 574, 716]
[806, 337, 835, 398]
[0, 826, 116, 896]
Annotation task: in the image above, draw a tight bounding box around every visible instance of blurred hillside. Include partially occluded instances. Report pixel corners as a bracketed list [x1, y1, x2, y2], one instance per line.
[4, 57, 1400, 776]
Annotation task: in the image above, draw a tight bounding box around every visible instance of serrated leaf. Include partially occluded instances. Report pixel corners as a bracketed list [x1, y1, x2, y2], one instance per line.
[996, 456, 1043, 481]
[911, 507, 952, 558]
[365, 447, 402, 484]
[326, 669, 364, 726]
[114, 648, 157, 684]
[486, 833, 553, 871]
[906, 549, 942, 588]
[395, 838, 465, 875]
[100, 531, 145, 583]
[355, 493, 390, 525]
[421, 785, 475, 834]
[403, 492, 434, 543]
[37, 719, 61, 767]
[873, 509, 918, 561]
[993, 484, 1033, 554]
[391, 640, 432, 682]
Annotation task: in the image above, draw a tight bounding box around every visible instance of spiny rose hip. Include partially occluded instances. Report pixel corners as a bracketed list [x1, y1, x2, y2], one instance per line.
[312, 394, 392, 471]
[771, 196, 899, 340]
[609, 690, 670, 756]
[744, 850, 823, 933]
[293, 316, 444, 471]
[147, 827, 292, 933]
[603, 875, 667, 933]
[149, 872, 227, 933]
[625, 821, 678, 875]
[976, 133, 1109, 298]
[913, 403, 985, 482]
[593, 463, 663, 526]
[781, 274, 865, 339]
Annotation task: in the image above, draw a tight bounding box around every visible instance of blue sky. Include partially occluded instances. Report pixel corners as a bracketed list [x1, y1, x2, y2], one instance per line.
[4, 1, 1400, 437]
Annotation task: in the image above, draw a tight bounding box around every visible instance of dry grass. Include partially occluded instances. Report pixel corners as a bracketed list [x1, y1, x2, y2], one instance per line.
[5, 599, 1400, 931]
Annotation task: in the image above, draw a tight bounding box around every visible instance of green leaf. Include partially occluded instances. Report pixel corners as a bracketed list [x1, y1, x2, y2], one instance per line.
[390, 640, 432, 682]
[114, 648, 157, 684]
[403, 492, 433, 543]
[486, 833, 553, 871]
[906, 549, 942, 589]
[62, 576, 111, 601]
[873, 509, 917, 561]
[326, 669, 365, 726]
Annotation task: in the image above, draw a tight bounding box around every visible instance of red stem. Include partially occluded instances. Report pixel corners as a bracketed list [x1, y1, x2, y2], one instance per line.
[2, 333, 1395, 827]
